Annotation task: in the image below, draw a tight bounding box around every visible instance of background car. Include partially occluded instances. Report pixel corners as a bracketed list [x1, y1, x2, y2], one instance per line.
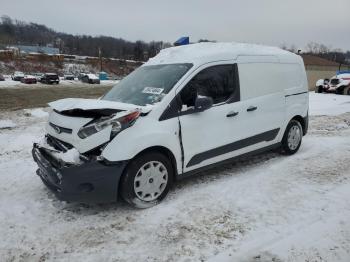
[11, 71, 25, 81]
[81, 73, 100, 84]
[64, 74, 75, 80]
[32, 73, 44, 81]
[21, 75, 37, 84]
[40, 73, 60, 84]
[78, 73, 88, 81]
[0, 74, 5, 81]
[316, 71, 350, 95]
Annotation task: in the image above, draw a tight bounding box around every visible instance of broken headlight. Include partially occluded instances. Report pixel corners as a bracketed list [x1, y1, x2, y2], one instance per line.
[78, 110, 141, 139]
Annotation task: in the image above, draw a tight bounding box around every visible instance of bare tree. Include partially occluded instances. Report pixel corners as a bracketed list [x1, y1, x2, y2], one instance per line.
[279, 43, 288, 50]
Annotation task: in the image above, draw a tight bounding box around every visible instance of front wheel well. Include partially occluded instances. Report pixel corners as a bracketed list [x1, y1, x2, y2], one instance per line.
[132, 146, 178, 177]
[336, 86, 345, 92]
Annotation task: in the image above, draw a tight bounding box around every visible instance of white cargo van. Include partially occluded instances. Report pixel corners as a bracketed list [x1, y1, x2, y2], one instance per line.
[32, 42, 309, 208]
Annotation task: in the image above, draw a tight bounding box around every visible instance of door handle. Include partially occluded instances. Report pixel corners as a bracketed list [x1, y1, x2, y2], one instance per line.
[247, 106, 257, 112]
[226, 111, 239, 117]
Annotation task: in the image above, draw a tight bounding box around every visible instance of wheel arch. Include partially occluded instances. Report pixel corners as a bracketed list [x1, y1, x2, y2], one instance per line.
[336, 85, 346, 93]
[343, 85, 350, 95]
[129, 146, 178, 178]
[291, 115, 307, 135]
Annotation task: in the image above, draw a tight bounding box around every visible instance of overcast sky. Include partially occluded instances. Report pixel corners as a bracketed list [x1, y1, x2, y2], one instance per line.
[1, 0, 349, 51]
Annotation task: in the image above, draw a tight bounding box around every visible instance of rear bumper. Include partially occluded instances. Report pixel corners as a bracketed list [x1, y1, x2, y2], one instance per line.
[23, 80, 37, 84]
[42, 79, 59, 84]
[32, 143, 127, 203]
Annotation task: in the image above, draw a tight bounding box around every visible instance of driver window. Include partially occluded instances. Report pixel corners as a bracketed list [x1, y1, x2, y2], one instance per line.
[179, 64, 238, 109]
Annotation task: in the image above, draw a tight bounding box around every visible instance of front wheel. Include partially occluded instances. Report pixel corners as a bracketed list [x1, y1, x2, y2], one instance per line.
[120, 152, 173, 208]
[281, 120, 303, 155]
[315, 86, 323, 93]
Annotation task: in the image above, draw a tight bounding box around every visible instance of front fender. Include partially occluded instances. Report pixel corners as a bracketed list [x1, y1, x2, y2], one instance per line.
[315, 79, 324, 87]
[101, 117, 182, 173]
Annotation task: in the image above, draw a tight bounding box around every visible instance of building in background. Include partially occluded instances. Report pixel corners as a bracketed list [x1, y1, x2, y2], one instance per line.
[8, 45, 60, 55]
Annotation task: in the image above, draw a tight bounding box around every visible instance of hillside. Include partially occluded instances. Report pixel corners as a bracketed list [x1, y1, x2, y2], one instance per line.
[0, 15, 169, 61]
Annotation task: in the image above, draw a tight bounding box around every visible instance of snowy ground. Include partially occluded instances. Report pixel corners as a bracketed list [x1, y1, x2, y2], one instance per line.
[0, 93, 350, 262]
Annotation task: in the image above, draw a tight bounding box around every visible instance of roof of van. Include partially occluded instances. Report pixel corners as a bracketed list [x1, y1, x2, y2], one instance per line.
[146, 42, 301, 66]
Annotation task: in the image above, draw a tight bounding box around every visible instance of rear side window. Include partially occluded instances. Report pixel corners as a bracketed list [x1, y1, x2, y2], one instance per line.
[180, 64, 239, 107]
[238, 63, 303, 100]
[47, 74, 58, 80]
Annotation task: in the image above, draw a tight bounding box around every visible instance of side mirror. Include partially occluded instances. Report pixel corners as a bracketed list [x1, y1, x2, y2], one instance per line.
[324, 79, 330, 84]
[195, 95, 213, 112]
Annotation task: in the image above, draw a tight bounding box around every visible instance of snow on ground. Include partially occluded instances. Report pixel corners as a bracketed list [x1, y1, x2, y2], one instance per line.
[23, 108, 49, 118]
[0, 92, 350, 261]
[0, 119, 16, 129]
[309, 92, 350, 116]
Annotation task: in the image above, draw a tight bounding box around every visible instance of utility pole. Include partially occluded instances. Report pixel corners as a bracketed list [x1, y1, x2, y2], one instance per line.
[98, 47, 102, 72]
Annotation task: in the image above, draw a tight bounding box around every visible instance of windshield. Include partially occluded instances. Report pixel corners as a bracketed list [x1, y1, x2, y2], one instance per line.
[102, 63, 192, 106]
[330, 78, 339, 85]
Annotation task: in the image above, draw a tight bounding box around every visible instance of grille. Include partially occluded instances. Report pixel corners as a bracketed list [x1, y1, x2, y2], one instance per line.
[46, 134, 73, 152]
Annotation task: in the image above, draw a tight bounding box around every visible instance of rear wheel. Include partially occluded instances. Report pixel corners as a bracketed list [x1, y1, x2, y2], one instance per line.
[281, 120, 303, 155]
[336, 87, 344, 95]
[343, 86, 350, 95]
[120, 152, 173, 208]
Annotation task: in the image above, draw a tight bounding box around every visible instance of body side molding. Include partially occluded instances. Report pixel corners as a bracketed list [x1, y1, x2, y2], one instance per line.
[285, 91, 308, 97]
[186, 128, 280, 167]
[179, 142, 281, 179]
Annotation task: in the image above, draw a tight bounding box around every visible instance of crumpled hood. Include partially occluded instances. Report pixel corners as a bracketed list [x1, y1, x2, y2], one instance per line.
[48, 98, 153, 114]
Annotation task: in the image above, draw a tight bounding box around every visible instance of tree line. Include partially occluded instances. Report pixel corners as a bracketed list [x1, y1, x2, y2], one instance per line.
[1, 15, 349, 64]
[0, 15, 171, 61]
[280, 42, 350, 65]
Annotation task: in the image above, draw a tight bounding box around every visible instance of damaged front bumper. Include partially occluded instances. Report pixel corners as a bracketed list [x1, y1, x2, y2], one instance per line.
[32, 142, 128, 203]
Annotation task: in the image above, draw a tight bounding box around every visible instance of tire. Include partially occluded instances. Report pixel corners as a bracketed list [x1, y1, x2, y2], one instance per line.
[343, 86, 350, 95]
[335, 87, 343, 95]
[280, 120, 303, 155]
[315, 86, 323, 93]
[120, 152, 174, 208]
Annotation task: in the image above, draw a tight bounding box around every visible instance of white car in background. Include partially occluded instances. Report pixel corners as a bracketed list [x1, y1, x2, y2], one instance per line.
[64, 74, 75, 80]
[11, 71, 25, 81]
[80, 73, 100, 84]
[32, 42, 309, 208]
[316, 72, 350, 95]
[33, 73, 44, 81]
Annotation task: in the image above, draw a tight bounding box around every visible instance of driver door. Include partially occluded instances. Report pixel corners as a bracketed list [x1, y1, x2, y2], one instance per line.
[178, 63, 243, 172]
